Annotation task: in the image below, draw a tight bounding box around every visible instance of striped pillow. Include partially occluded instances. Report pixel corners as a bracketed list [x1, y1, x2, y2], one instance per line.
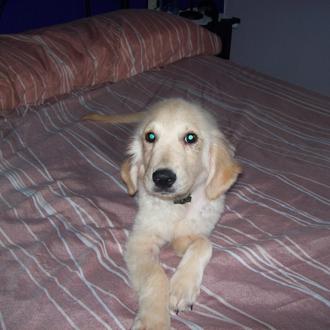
[0, 10, 221, 112]
[0, 16, 119, 112]
[109, 10, 222, 81]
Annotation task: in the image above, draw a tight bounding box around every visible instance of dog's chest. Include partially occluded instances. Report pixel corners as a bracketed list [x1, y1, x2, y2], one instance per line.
[181, 190, 225, 236]
[135, 196, 223, 241]
[136, 189, 224, 241]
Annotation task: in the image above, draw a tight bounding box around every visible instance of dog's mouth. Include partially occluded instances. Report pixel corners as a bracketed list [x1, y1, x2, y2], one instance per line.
[151, 188, 192, 204]
[152, 187, 176, 198]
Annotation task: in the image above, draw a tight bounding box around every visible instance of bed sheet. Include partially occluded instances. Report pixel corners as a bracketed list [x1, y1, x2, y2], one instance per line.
[1, 55, 330, 329]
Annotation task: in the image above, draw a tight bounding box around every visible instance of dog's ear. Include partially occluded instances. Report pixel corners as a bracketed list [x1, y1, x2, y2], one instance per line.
[205, 137, 242, 200]
[120, 129, 144, 196]
[120, 158, 139, 196]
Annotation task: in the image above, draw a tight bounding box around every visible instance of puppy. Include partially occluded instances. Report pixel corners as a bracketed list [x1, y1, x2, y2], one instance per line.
[83, 98, 241, 329]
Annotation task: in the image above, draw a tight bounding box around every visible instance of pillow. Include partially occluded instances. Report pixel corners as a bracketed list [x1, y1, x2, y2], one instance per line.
[109, 10, 222, 81]
[0, 10, 221, 112]
[0, 16, 119, 112]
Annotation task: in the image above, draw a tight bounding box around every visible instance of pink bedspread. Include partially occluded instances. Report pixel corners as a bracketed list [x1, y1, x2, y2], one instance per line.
[1, 56, 329, 329]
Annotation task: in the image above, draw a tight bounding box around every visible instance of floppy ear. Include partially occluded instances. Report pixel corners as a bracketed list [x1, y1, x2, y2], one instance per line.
[205, 137, 242, 200]
[120, 158, 139, 196]
[120, 127, 145, 196]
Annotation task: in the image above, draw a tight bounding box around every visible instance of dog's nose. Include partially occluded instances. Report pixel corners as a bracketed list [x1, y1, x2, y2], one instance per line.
[152, 169, 176, 189]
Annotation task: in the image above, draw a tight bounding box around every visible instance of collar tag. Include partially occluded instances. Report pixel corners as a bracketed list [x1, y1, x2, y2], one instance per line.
[173, 195, 192, 205]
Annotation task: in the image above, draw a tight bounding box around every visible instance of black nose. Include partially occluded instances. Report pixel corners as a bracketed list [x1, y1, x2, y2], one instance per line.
[152, 169, 177, 189]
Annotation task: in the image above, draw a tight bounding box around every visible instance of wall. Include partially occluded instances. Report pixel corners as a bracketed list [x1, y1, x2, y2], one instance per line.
[1, 1, 224, 34]
[0, 0, 147, 33]
[225, 0, 330, 96]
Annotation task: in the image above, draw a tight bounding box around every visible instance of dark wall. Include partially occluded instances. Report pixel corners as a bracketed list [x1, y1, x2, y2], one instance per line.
[0, 0, 223, 34]
[0, 0, 147, 33]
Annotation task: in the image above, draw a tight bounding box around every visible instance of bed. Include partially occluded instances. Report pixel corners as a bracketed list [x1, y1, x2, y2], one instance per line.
[0, 7, 329, 330]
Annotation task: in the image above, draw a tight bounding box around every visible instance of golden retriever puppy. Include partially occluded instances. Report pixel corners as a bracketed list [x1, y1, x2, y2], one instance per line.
[83, 98, 241, 330]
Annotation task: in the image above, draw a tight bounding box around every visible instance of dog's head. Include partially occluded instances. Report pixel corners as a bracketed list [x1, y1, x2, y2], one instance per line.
[121, 99, 241, 201]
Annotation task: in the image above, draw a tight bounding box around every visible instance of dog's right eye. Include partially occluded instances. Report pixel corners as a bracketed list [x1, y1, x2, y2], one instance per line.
[184, 132, 198, 144]
[145, 131, 156, 143]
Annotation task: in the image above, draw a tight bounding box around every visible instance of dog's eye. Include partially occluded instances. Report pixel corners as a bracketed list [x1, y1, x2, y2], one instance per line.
[145, 131, 156, 143]
[184, 132, 198, 144]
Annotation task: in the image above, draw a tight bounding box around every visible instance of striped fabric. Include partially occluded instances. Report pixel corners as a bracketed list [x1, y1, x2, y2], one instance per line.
[0, 55, 329, 329]
[0, 10, 221, 113]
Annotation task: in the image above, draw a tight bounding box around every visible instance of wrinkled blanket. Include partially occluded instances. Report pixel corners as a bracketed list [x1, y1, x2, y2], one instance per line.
[1, 56, 329, 329]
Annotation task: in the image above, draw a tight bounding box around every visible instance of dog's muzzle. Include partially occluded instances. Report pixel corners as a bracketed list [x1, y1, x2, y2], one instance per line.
[152, 168, 176, 191]
[152, 168, 192, 204]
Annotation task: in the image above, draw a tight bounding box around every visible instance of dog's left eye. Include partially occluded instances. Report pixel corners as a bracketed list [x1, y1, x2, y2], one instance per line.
[184, 132, 198, 144]
[145, 131, 156, 143]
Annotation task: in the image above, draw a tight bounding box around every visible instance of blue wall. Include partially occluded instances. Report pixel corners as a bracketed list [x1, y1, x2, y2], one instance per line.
[1, 0, 84, 33]
[0, 0, 148, 33]
[0, 0, 223, 34]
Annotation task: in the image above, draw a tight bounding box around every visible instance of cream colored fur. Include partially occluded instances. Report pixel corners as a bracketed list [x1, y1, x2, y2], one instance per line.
[83, 98, 242, 329]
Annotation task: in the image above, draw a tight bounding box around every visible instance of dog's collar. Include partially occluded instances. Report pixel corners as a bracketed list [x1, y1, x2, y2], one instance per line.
[173, 194, 192, 205]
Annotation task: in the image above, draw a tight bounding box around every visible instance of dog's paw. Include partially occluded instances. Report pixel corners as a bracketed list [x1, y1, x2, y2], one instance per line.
[132, 313, 170, 330]
[170, 269, 202, 313]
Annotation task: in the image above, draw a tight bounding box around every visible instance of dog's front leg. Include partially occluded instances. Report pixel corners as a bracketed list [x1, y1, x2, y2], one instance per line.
[170, 235, 212, 313]
[125, 232, 170, 330]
